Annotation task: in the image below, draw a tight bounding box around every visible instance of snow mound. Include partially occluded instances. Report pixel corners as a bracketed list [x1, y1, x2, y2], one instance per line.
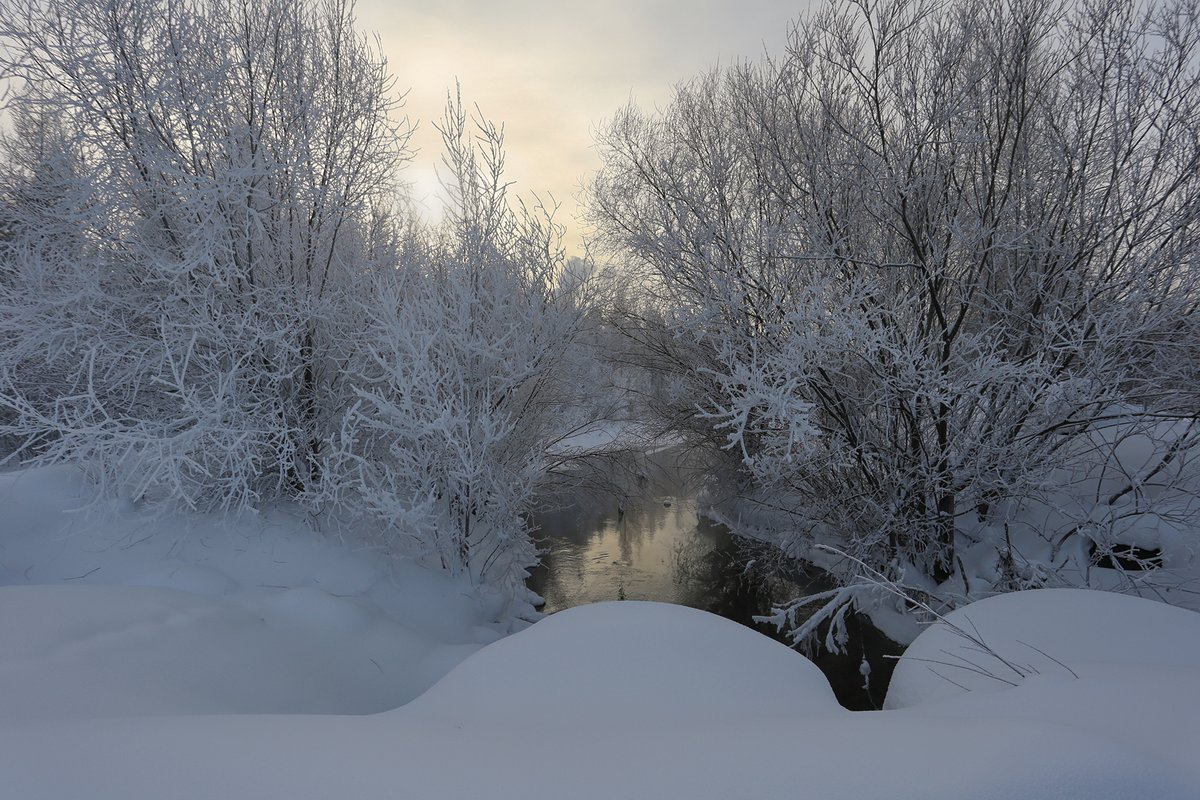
[407, 601, 842, 723]
[0, 465, 501, 720]
[886, 588, 1200, 710]
[0, 583, 479, 719]
[885, 589, 1200, 786]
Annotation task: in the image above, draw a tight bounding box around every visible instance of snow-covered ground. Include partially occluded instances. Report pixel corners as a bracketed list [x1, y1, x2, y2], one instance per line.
[0, 465, 508, 719]
[1, 466, 1198, 799]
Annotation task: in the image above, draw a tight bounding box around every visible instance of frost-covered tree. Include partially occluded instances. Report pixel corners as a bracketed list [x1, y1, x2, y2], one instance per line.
[0, 2, 605, 602]
[590, 0, 1200, 631]
[0, 0, 409, 508]
[315, 94, 597, 594]
[0, 99, 91, 458]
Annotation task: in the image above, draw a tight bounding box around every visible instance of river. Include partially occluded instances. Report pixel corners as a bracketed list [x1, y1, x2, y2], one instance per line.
[527, 450, 902, 710]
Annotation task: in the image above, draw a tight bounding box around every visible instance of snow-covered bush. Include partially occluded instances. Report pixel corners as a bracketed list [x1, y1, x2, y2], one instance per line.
[590, 0, 1200, 629]
[314, 96, 596, 592]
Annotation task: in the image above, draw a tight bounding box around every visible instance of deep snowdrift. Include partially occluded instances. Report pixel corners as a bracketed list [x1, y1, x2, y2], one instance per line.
[0, 583, 480, 719]
[885, 588, 1200, 791]
[0, 597, 1195, 799]
[0, 466, 503, 718]
[886, 587, 1200, 709]
[404, 600, 841, 723]
[1, 466, 1198, 799]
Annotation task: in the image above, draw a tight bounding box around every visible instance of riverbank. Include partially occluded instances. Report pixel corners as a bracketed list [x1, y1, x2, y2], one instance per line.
[1, 595, 1196, 799]
[2, 464, 1198, 799]
[0, 465, 508, 718]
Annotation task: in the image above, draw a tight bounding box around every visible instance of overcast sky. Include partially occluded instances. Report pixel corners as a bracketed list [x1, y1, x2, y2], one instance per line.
[356, 1, 809, 253]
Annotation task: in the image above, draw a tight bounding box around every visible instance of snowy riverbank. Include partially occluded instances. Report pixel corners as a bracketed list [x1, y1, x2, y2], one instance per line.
[0, 465, 511, 718]
[1, 466, 1197, 799]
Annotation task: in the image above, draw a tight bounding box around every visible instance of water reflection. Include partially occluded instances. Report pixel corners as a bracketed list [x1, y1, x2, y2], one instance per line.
[529, 447, 816, 635]
[527, 449, 905, 710]
[530, 494, 757, 614]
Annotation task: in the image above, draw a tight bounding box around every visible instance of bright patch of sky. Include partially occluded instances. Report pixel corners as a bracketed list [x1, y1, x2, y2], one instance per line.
[358, 0, 809, 253]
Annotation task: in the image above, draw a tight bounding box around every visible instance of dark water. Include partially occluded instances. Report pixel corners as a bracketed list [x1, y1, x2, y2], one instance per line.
[527, 453, 902, 710]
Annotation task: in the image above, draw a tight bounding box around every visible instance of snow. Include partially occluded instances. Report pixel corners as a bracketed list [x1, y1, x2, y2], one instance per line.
[0, 465, 502, 719]
[0, 584, 477, 719]
[885, 587, 1200, 709]
[2, 466, 1198, 799]
[405, 600, 842, 723]
[885, 588, 1200, 791]
[0, 598, 1194, 799]
[547, 418, 679, 457]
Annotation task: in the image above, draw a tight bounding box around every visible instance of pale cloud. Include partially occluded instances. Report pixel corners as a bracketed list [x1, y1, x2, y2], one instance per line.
[357, 0, 810, 252]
